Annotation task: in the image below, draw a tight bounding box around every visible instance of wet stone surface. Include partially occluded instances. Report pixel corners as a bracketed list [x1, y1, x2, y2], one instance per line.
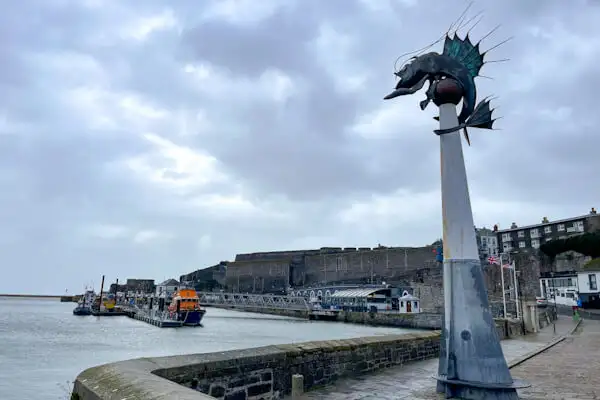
[297, 318, 578, 400]
[297, 339, 545, 399]
[515, 320, 600, 400]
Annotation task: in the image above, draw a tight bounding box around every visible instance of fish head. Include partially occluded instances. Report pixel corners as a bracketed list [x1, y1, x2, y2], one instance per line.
[394, 57, 423, 88]
[384, 56, 429, 100]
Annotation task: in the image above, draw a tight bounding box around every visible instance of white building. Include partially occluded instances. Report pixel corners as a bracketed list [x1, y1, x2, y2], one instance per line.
[476, 227, 499, 259]
[156, 279, 180, 299]
[399, 293, 420, 313]
[577, 270, 600, 308]
[539, 272, 578, 307]
[539, 270, 600, 308]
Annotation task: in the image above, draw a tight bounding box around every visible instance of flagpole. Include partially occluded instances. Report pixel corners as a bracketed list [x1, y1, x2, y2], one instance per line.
[513, 260, 520, 319]
[500, 253, 507, 318]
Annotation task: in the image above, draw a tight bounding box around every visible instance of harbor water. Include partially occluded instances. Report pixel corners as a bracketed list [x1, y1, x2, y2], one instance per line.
[0, 297, 421, 400]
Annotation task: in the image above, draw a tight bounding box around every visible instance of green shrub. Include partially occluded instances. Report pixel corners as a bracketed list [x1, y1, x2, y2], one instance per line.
[540, 232, 600, 258]
[583, 257, 600, 271]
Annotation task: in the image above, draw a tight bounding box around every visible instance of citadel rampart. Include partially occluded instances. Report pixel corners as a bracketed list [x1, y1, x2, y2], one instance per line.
[225, 246, 439, 294]
[214, 243, 588, 311]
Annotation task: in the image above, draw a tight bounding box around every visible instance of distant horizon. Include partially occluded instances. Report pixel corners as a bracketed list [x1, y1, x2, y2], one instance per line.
[0, 293, 67, 298]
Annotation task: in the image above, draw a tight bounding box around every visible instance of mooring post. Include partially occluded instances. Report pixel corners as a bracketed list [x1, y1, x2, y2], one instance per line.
[291, 374, 304, 398]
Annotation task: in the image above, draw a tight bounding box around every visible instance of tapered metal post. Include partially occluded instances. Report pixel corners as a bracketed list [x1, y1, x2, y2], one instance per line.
[434, 83, 527, 399]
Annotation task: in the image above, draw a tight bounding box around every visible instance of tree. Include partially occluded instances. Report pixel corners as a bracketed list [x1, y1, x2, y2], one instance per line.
[539, 232, 600, 259]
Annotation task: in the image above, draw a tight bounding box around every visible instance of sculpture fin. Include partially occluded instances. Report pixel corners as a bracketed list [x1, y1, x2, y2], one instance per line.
[442, 34, 485, 79]
[463, 128, 471, 146]
[433, 98, 496, 136]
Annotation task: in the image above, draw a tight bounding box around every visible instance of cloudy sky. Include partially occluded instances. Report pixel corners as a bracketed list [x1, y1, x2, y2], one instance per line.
[2, 0, 598, 294]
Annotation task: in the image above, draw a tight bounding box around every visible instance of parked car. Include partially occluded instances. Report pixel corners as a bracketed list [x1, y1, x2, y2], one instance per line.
[536, 296, 548, 307]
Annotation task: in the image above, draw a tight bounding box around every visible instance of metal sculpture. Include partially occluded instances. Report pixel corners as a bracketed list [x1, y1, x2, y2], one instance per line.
[383, 8, 529, 400]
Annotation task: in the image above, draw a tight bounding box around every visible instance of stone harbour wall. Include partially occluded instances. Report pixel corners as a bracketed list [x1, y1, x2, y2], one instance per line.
[72, 331, 441, 400]
[207, 304, 530, 338]
[205, 304, 310, 319]
[158, 331, 441, 400]
[337, 310, 442, 329]
[71, 309, 550, 400]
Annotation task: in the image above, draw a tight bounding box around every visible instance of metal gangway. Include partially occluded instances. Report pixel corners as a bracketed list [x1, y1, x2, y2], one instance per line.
[197, 292, 310, 311]
[123, 304, 181, 322]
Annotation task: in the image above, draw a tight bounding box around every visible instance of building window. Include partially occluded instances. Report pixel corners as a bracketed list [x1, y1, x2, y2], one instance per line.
[530, 229, 539, 238]
[557, 224, 565, 231]
[502, 233, 511, 241]
[589, 274, 598, 291]
[517, 231, 524, 238]
[503, 243, 512, 251]
[531, 239, 540, 249]
[544, 226, 552, 234]
[519, 241, 526, 248]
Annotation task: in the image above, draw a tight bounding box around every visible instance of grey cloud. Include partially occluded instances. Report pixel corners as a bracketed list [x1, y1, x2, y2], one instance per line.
[1, 0, 600, 293]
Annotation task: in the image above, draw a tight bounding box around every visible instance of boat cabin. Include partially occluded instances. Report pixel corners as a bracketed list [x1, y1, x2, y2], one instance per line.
[169, 288, 201, 312]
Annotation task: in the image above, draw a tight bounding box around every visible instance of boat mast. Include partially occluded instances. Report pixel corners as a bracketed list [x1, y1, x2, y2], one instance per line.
[98, 275, 105, 311]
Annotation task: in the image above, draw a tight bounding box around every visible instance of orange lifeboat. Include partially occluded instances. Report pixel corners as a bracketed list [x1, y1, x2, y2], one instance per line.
[167, 288, 205, 326]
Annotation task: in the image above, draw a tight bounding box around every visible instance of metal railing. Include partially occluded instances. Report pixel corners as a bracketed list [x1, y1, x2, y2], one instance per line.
[123, 305, 180, 322]
[197, 292, 310, 311]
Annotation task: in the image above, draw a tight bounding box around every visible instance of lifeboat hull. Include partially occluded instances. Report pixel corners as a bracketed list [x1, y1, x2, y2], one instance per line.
[177, 309, 206, 326]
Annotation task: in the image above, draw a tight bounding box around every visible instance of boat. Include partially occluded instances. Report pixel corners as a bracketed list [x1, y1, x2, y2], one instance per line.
[73, 289, 95, 316]
[73, 301, 92, 316]
[167, 288, 206, 326]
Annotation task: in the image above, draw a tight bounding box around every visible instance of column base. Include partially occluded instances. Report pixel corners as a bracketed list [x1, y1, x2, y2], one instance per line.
[436, 376, 530, 399]
[436, 258, 531, 399]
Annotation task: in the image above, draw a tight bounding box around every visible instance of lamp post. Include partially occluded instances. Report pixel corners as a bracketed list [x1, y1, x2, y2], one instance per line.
[550, 270, 557, 334]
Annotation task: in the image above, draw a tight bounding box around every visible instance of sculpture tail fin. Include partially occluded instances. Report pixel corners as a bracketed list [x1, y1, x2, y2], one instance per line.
[433, 98, 496, 138]
[463, 128, 471, 146]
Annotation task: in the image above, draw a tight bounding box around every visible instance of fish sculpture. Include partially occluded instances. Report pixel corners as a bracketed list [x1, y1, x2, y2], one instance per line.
[384, 34, 498, 145]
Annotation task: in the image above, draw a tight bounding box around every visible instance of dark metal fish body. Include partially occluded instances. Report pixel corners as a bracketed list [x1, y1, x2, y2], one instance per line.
[384, 52, 476, 126]
[384, 33, 499, 144]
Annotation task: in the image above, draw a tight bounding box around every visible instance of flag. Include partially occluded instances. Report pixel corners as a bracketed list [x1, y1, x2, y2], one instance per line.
[487, 256, 499, 265]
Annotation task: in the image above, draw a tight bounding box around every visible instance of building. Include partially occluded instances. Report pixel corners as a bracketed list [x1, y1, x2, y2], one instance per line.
[476, 227, 499, 259]
[496, 208, 600, 253]
[539, 270, 578, 307]
[179, 262, 227, 292]
[125, 279, 155, 295]
[577, 269, 600, 308]
[325, 286, 420, 313]
[538, 269, 600, 308]
[224, 245, 439, 294]
[155, 279, 180, 299]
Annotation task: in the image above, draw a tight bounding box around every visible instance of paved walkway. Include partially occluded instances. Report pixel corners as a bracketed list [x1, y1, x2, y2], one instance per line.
[514, 319, 600, 400]
[296, 317, 576, 400]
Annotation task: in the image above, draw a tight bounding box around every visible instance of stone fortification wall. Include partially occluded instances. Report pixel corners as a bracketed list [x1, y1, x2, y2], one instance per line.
[302, 246, 438, 287]
[72, 331, 440, 400]
[223, 244, 562, 309]
[234, 249, 321, 262]
[225, 259, 291, 293]
[225, 246, 440, 294]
